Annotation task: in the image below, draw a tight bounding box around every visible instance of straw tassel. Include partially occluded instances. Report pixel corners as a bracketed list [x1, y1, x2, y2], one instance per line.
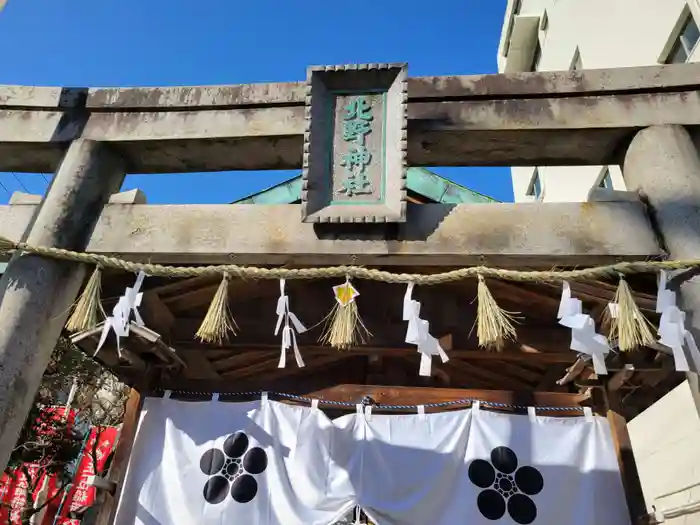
[605, 275, 656, 352]
[0, 236, 17, 254]
[196, 273, 238, 345]
[475, 274, 519, 351]
[319, 279, 371, 350]
[66, 266, 105, 333]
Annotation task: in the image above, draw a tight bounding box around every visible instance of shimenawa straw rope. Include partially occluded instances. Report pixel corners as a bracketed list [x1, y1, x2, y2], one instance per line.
[3, 235, 670, 353]
[1, 235, 697, 284]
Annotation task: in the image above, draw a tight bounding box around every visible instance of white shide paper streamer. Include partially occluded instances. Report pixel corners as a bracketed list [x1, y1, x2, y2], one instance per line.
[96, 271, 147, 357]
[557, 281, 610, 375]
[403, 283, 449, 377]
[275, 279, 307, 369]
[656, 270, 700, 373]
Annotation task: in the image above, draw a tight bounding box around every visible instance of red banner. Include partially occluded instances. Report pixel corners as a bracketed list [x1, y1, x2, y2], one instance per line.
[0, 466, 62, 525]
[56, 426, 119, 525]
[0, 407, 77, 525]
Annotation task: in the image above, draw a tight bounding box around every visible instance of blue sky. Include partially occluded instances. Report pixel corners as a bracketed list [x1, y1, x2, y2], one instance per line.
[0, 0, 513, 204]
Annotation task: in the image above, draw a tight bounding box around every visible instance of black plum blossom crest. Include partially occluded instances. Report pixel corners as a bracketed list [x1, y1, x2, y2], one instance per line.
[199, 431, 268, 504]
[468, 446, 543, 524]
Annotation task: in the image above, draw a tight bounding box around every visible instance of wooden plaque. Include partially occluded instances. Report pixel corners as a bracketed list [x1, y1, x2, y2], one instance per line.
[301, 63, 408, 223]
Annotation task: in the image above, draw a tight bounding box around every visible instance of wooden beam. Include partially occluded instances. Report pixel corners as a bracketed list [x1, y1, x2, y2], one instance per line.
[0, 201, 662, 267]
[134, 292, 221, 380]
[430, 363, 492, 389]
[176, 343, 577, 364]
[162, 278, 279, 313]
[179, 351, 221, 380]
[140, 291, 176, 337]
[530, 280, 657, 312]
[151, 382, 589, 411]
[170, 314, 576, 354]
[443, 359, 533, 390]
[220, 354, 348, 381]
[209, 351, 273, 374]
[95, 388, 142, 525]
[556, 357, 588, 386]
[149, 275, 220, 298]
[304, 385, 589, 412]
[72, 323, 187, 373]
[594, 387, 648, 523]
[244, 355, 362, 385]
[535, 364, 568, 391]
[609, 364, 636, 392]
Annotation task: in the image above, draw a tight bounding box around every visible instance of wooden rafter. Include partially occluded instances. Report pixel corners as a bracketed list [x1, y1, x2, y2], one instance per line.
[173, 343, 577, 363]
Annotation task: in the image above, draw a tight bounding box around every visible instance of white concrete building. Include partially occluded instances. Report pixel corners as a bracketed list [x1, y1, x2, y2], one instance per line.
[498, 3, 700, 522]
[498, 0, 700, 203]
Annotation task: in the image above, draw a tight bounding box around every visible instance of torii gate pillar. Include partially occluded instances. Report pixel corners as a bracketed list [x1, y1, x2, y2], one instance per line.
[623, 124, 700, 415]
[0, 139, 126, 472]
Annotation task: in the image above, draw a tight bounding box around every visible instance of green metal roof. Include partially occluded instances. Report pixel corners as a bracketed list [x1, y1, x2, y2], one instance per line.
[234, 167, 498, 204]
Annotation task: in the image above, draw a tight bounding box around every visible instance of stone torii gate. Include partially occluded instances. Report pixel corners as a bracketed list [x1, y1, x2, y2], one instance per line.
[1, 62, 700, 522]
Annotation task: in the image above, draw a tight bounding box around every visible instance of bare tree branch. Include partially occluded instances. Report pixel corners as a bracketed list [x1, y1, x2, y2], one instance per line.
[4, 336, 128, 523]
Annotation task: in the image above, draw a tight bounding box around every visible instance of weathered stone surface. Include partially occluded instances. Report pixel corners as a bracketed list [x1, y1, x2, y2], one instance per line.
[624, 125, 700, 382]
[302, 64, 408, 223]
[587, 189, 641, 202]
[0, 85, 66, 107]
[0, 201, 662, 267]
[0, 140, 126, 473]
[8, 192, 42, 205]
[9, 189, 147, 206]
[75, 63, 700, 109]
[109, 189, 147, 205]
[0, 64, 699, 172]
[85, 82, 306, 109]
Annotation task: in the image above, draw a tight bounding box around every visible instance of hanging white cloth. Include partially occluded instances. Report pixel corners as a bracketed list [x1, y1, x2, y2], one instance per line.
[114, 398, 630, 525]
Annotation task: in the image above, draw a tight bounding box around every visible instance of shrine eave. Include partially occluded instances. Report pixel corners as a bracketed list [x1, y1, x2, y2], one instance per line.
[233, 167, 499, 205]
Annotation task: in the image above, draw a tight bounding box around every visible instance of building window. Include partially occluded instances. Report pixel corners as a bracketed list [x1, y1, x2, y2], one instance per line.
[503, 0, 523, 57]
[666, 11, 700, 63]
[598, 167, 613, 189]
[530, 40, 542, 71]
[526, 168, 542, 199]
[570, 48, 582, 71]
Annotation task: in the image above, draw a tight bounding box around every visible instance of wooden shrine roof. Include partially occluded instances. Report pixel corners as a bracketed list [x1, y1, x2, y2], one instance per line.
[63, 169, 681, 420]
[70, 269, 683, 420]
